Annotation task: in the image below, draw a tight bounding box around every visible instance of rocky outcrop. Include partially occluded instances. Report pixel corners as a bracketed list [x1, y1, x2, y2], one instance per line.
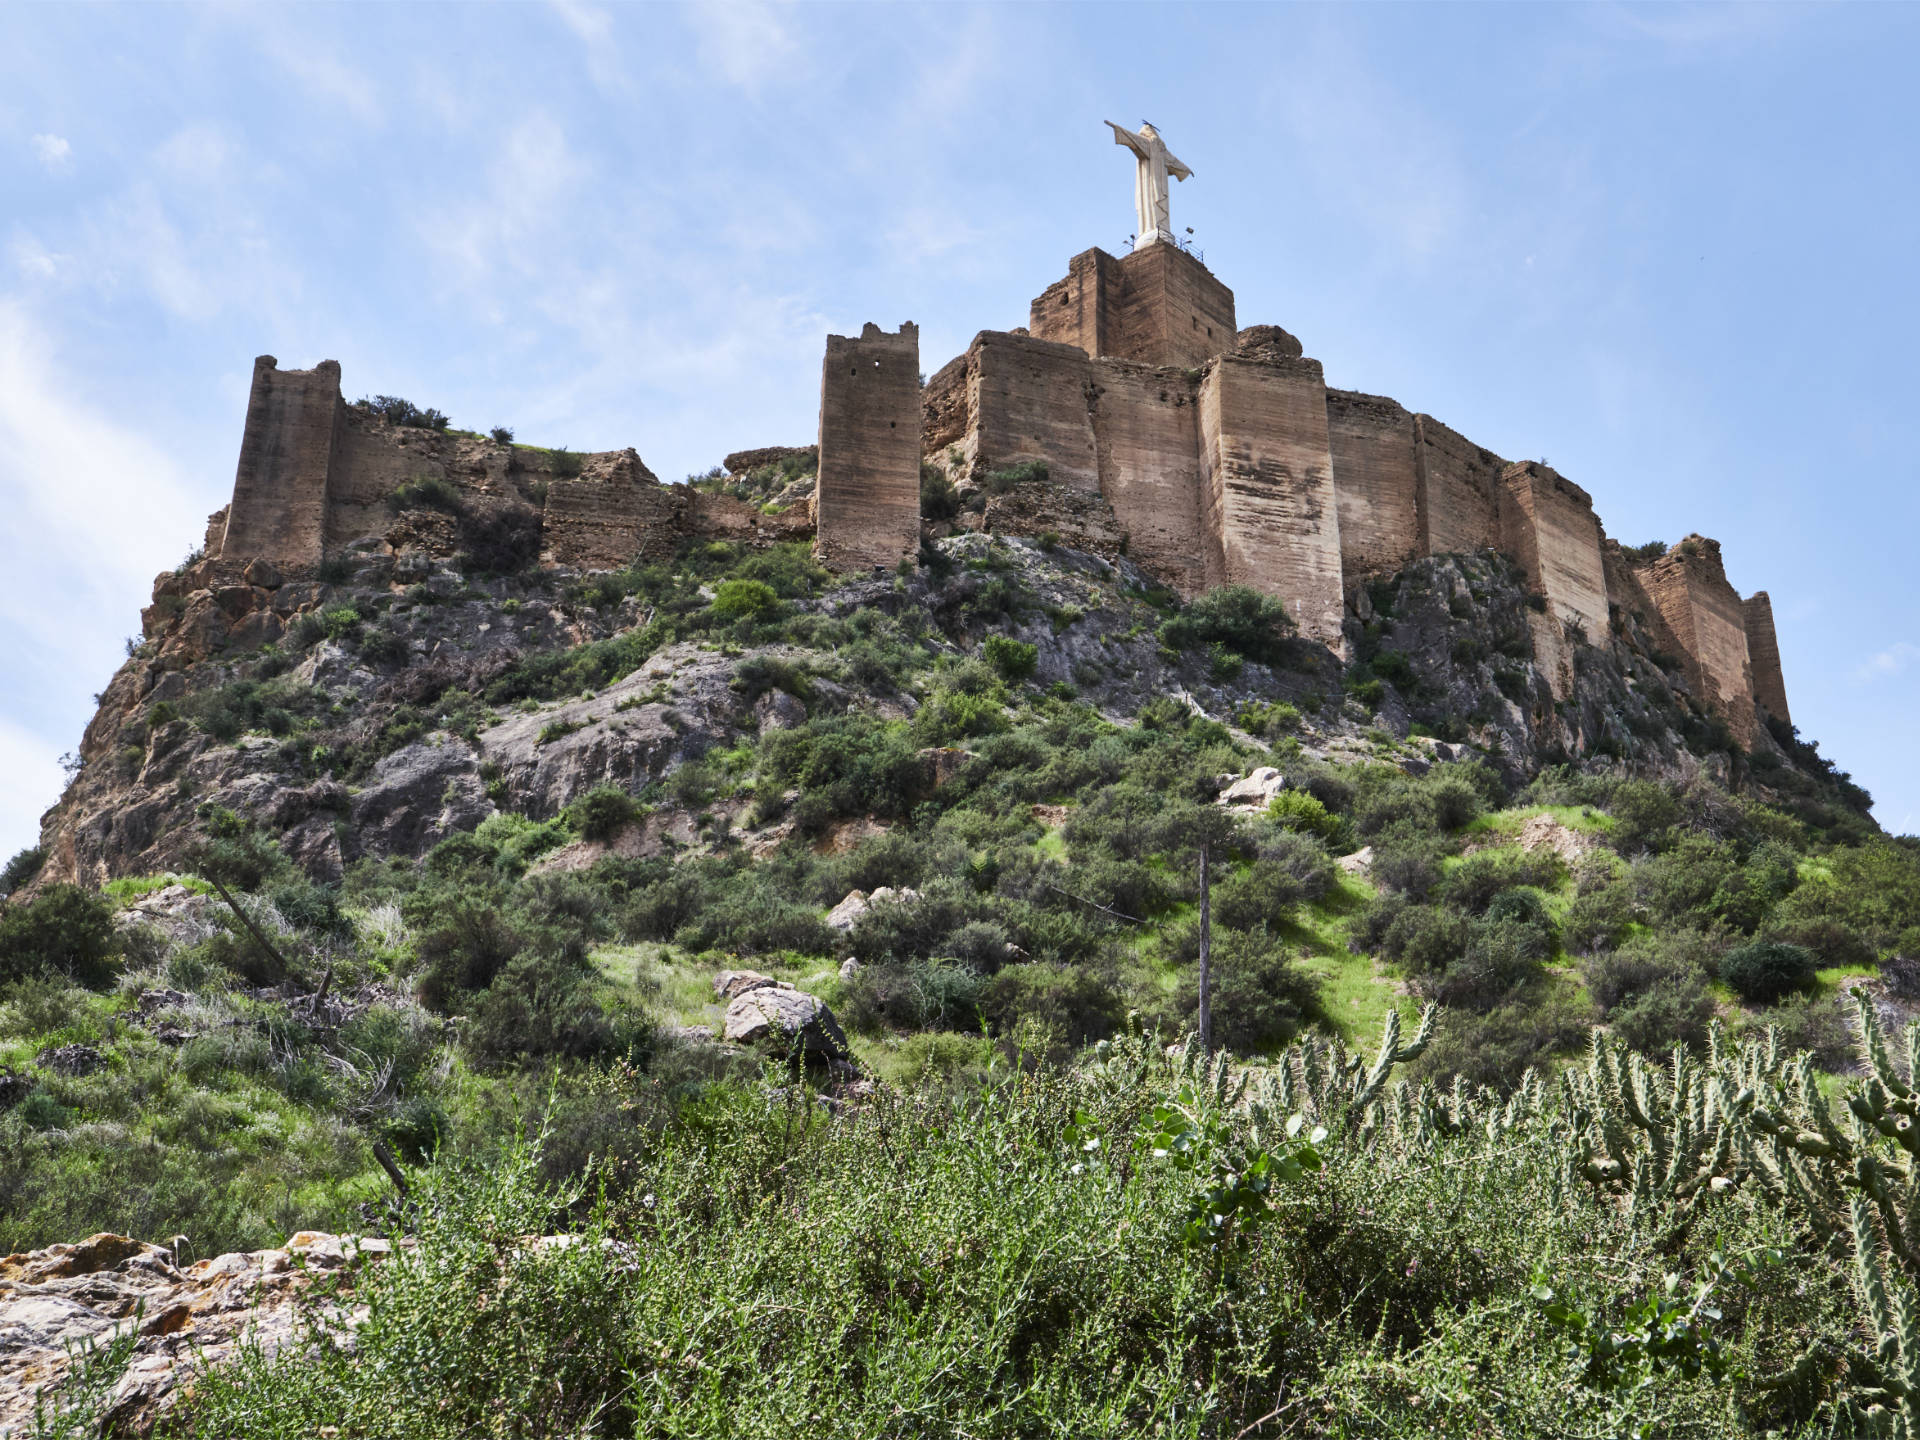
[0, 1230, 391, 1437]
[721, 986, 851, 1062]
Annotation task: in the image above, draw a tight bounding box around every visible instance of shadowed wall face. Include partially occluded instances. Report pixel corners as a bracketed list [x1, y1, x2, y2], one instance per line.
[1414, 415, 1504, 558]
[1199, 355, 1345, 644]
[1327, 390, 1420, 579]
[1744, 590, 1791, 726]
[1088, 361, 1207, 596]
[219, 356, 343, 568]
[815, 322, 921, 572]
[1637, 537, 1757, 743]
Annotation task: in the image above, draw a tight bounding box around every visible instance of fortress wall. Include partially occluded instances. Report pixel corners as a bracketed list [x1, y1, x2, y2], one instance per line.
[967, 332, 1098, 491]
[815, 321, 921, 572]
[1638, 537, 1756, 743]
[1087, 360, 1208, 596]
[219, 357, 343, 568]
[1326, 389, 1420, 578]
[1604, 541, 1694, 678]
[1413, 415, 1504, 557]
[1744, 590, 1791, 725]
[1198, 355, 1345, 644]
[325, 408, 449, 553]
[1498, 462, 1609, 640]
[922, 353, 973, 459]
[542, 453, 682, 568]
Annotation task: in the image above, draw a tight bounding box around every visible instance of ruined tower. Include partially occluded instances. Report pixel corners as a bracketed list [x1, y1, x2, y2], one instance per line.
[218, 356, 344, 569]
[814, 322, 921, 573]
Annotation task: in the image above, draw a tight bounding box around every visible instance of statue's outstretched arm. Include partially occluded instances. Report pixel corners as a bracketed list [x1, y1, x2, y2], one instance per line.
[1163, 149, 1194, 182]
[1105, 121, 1148, 158]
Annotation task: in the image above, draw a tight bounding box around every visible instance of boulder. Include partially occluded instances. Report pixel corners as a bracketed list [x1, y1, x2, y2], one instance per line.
[1217, 767, 1286, 810]
[722, 987, 851, 1061]
[754, 689, 807, 731]
[825, 890, 869, 931]
[713, 970, 780, 1002]
[839, 957, 862, 980]
[1338, 846, 1374, 877]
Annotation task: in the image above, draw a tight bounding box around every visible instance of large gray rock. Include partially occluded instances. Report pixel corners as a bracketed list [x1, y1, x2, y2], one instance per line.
[722, 987, 850, 1061]
[350, 734, 495, 856]
[1218, 767, 1286, 810]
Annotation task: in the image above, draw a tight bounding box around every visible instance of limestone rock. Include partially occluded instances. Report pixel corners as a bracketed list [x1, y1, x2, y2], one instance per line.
[350, 735, 494, 857]
[1337, 846, 1374, 877]
[1217, 767, 1286, 809]
[754, 689, 807, 731]
[825, 891, 869, 931]
[839, 957, 862, 980]
[713, 970, 780, 1002]
[722, 987, 850, 1061]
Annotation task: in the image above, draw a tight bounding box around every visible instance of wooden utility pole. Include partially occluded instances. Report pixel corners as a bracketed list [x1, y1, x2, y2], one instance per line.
[1197, 841, 1213, 1053]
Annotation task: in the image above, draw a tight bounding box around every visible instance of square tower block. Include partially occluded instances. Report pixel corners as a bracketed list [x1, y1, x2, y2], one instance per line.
[1743, 590, 1791, 726]
[815, 322, 921, 573]
[1326, 389, 1421, 579]
[1030, 245, 1235, 369]
[219, 356, 344, 569]
[1198, 355, 1345, 645]
[1497, 462, 1609, 639]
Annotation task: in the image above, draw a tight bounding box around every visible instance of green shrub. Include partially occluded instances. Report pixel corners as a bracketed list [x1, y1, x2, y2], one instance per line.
[568, 786, 642, 842]
[461, 950, 628, 1067]
[0, 845, 46, 898]
[980, 459, 1049, 494]
[489, 426, 514, 444]
[1266, 790, 1342, 843]
[982, 634, 1038, 683]
[1159, 585, 1294, 664]
[710, 578, 781, 622]
[0, 884, 119, 989]
[362, 394, 451, 430]
[921, 463, 961, 521]
[389, 476, 464, 513]
[1720, 940, 1817, 1004]
[1608, 973, 1717, 1054]
[322, 606, 364, 642]
[1606, 780, 1680, 854]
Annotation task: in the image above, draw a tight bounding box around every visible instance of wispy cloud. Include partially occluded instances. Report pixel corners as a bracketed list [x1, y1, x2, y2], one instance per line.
[31, 133, 72, 172]
[685, 0, 805, 94]
[1857, 641, 1920, 683]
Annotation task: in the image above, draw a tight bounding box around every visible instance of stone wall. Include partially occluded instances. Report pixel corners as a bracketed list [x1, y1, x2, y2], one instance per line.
[1635, 536, 1757, 743]
[1029, 245, 1235, 369]
[542, 450, 677, 568]
[1413, 415, 1504, 558]
[814, 321, 921, 572]
[1326, 389, 1421, 580]
[1087, 360, 1208, 596]
[218, 357, 343, 569]
[1744, 590, 1791, 725]
[967, 332, 1099, 490]
[1198, 355, 1345, 644]
[922, 353, 972, 458]
[1497, 463, 1609, 639]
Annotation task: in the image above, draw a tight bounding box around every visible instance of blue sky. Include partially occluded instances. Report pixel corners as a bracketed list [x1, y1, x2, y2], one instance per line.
[2, 2, 1915, 860]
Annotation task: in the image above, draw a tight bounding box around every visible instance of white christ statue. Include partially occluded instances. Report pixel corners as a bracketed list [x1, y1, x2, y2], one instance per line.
[1106, 120, 1192, 247]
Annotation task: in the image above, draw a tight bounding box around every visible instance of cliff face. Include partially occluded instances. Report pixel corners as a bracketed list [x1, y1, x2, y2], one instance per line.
[27, 516, 1860, 894]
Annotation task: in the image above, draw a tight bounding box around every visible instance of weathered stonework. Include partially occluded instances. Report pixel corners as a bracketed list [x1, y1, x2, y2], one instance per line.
[218, 357, 343, 569]
[1029, 245, 1235, 369]
[1744, 590, 1790, 725]
[541, 450, 675, 568]
[1496, 462, 1609, 641]
[966, 332, 1099, 490]
[1326, 390, 1421, 580]
[1198, 355, 1345, 645]
[1087, 361, 1208, 597]
[815, 321, 921, 573]
[1413, 415, 1504, 558]
[1634, 536, 1758, 744]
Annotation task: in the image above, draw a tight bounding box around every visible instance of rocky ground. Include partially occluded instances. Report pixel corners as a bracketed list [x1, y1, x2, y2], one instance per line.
[26, 524, 1838, 895]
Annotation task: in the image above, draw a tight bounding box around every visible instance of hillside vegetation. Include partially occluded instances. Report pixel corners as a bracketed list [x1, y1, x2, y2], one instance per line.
[4, 530, 1916, 1433]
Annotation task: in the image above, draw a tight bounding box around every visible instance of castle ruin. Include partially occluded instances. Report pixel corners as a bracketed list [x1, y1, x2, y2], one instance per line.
[198, 172, 1791, 742]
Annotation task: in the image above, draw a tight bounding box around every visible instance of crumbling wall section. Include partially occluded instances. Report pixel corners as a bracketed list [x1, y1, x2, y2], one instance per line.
[1414, 415, 1504, 558]
[921, 353, 973, 458]
[815, 321, 921, 572]
[966, 332, 1098, 491]
[1198, 355, 1345, 645]
[1743, 590, 1790, 725]
[218, 357, 343, 569]
[1326, 390, 1420, 579]
[541, 450, 678, 568]
[1087, 360, 1207, 596]
[1029, 248, 1125, 360]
